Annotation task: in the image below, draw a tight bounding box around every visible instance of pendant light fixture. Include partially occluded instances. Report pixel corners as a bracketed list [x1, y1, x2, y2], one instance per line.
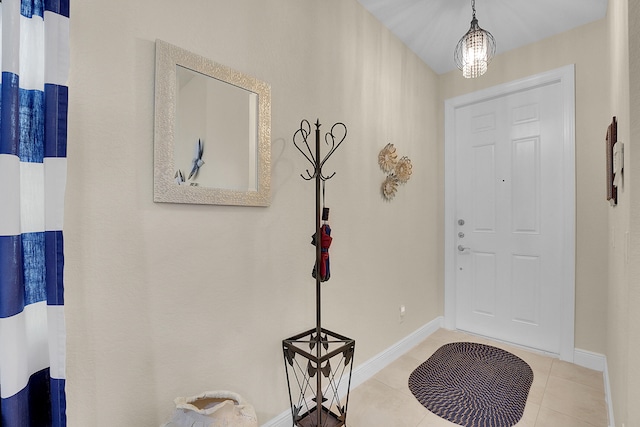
[454, 0, 496, 78]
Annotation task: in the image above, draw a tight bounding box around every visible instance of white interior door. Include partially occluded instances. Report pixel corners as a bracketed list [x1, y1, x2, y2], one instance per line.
[444, 66, 575, 359]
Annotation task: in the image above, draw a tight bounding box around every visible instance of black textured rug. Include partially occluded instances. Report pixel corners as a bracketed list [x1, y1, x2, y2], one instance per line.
[408, 342, 534, 427]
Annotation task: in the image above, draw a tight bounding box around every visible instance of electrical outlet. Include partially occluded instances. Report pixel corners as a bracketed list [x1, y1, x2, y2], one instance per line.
[399, 305, 406, 323]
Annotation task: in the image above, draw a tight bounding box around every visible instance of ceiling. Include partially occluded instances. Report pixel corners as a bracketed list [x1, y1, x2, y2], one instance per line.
[356, 0, 608, 74]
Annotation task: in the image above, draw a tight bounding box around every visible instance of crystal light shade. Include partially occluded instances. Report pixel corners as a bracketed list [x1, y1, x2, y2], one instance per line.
[454, 17, 496, 79]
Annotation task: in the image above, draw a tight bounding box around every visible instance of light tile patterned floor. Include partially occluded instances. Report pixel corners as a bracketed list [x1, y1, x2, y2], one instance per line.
[346, 329, 608, 427]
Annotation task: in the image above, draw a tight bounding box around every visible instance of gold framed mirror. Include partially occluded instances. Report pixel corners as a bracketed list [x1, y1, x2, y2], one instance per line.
[154, 39, 271, 206]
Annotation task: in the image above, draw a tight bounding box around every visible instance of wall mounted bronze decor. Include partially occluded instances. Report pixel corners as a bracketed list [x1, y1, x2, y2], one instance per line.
[378, 143, 398, 173]
[606, 116, 618, 206]
[283, 120, 355, 427]
[379, 143, 412, 200]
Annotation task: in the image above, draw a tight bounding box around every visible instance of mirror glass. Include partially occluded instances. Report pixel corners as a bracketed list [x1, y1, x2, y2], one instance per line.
[154, 40, 271, 206]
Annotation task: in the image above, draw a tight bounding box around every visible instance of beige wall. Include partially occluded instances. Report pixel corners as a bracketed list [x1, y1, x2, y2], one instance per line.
[437, 19, 610, 354]
[608, 0, 640, 425]
[66, 0, 634, 425]
[627, 0, 640, 422]
[66, 0, 439, 425]
[607, 0, 630, 424]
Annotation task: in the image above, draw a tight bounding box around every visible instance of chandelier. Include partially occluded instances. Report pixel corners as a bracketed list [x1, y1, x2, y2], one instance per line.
[454, 0, 496, 78]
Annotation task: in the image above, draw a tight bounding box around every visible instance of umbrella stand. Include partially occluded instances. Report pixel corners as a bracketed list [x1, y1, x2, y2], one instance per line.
[282, 119, 355, 427]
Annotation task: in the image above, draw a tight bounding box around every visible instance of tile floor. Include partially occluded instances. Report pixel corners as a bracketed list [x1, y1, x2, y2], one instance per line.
[346, 329, 609, 427]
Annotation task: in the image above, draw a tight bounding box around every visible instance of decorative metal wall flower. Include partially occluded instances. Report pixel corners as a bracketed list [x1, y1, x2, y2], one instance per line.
[378, 143, 398, 173]
[378, 144, 412, 201]
[395, 156, 413, 183]
[381, 175, 399, 200]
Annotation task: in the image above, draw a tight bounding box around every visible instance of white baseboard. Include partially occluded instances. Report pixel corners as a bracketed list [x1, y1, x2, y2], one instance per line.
[574, 348, 606, 371]
[603, 360, 615, 427]
[261, 317, 444, 427]
[573, 348, 615, 427]
[260, 408, 293, 427]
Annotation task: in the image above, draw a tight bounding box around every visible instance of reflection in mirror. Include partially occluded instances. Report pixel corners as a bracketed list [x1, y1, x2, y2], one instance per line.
[175, 66, 258, 192]
[154, 40, 271, 206]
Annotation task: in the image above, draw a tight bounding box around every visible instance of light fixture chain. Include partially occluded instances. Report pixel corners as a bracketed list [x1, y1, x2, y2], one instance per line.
[472, 0, 476, 19]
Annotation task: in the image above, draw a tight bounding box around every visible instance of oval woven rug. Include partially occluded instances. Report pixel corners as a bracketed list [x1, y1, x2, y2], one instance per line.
[408, 342, 534, 427]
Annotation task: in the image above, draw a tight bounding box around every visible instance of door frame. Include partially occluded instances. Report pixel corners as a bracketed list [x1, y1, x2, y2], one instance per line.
[443, 65, 576, 361]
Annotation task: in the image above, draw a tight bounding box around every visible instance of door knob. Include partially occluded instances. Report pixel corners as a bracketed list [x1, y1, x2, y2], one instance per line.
[458, 245, 470, 252]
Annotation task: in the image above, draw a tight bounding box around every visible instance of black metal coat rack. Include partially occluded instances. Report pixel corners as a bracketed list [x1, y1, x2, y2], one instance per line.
[282, 120, 355, 427]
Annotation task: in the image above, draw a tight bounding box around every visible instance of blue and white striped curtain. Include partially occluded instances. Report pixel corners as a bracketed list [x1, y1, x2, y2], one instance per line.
[0, 0, 69, 426]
